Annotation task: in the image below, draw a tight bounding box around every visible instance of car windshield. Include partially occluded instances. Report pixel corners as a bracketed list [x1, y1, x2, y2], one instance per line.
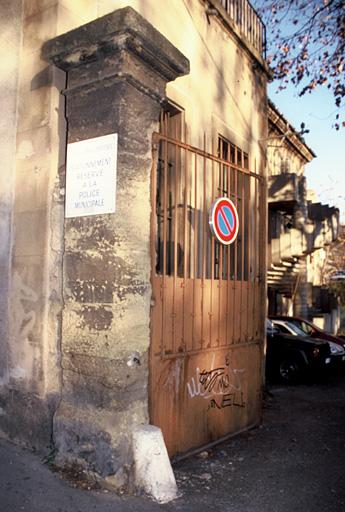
[289, 319, 314, 335]
[285, 322, 308, 337]
[272, 322, 294, 335]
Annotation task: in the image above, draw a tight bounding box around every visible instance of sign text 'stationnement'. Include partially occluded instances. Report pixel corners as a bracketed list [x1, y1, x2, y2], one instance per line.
[65, 133, 118, 218]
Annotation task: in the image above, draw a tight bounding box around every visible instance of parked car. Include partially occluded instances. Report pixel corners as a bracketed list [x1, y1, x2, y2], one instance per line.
[270, 315, 345, 350]
[266, 319, 331, 384]
[271, 319, 345, 366]
[330, 270, 345, 281]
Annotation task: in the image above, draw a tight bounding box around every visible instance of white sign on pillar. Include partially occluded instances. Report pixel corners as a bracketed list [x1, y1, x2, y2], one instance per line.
[65, 133, 118, 218]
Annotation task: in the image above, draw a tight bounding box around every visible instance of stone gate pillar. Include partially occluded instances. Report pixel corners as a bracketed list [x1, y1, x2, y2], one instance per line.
[42, 6, 189, 483]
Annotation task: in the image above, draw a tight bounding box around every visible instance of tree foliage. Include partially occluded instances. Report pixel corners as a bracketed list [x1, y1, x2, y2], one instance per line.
[320, 226, 345, 304]
[255, 0, 345, 129]
[329, 281, 345, 305]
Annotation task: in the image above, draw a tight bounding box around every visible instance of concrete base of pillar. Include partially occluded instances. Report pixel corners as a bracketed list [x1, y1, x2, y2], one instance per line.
[132, 425, 178, 503]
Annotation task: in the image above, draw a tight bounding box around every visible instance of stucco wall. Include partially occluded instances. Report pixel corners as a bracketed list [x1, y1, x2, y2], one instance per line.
[0, 0, 65, 450]
[0, 0, 22, 387]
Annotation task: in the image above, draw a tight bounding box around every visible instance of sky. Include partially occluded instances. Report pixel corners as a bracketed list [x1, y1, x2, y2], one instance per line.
[269, 83, 344, 222]
[269, 84, 344, 222]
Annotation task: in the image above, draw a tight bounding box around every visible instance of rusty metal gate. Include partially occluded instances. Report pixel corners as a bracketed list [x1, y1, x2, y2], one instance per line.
[150, 115, 265, 457]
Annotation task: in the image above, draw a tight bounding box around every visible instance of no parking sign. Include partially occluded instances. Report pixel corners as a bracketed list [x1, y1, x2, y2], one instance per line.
[209, 197, 239, 245]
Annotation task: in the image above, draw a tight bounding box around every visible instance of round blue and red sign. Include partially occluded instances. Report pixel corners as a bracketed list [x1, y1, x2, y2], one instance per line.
[209, 197, 239, 245]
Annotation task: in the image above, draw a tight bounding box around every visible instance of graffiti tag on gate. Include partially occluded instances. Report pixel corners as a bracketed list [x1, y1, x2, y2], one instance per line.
[186, 355, 246, 410]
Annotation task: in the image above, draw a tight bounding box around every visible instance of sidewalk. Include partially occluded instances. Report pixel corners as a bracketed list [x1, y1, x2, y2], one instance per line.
[1, 371, 345, 512]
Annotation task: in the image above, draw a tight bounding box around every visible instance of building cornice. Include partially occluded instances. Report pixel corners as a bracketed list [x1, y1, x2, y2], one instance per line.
[268, 99, 316, 162]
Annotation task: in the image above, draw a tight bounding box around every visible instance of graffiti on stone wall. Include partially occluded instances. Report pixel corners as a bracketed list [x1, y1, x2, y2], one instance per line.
[8, 272, 39, 381]
[186, 354, 246, 410]
[12, 271, 38, 343]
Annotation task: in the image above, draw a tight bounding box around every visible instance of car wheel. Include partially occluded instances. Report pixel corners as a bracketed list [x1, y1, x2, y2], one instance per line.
[279, 357, 302, 384]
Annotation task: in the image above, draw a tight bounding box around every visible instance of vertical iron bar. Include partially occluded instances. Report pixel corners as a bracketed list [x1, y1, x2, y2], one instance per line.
[182, 144, 188, 351]
[254, 170, 259, 338]
[233, 150, 238, 343]
[162, 118, 168, 277]
[162, 115, 169, 356]
[246, 173, 251, 339]
[226, 160, 231, 345]
[172, 124, 179, 353]
[150, 137, 158, 351]
[201, 134, 207, 347]
[218, 142, 223, 347]
[232, 159, 238, 342]
[210, 137, 215, 346]
[193, 152, 198, 349]
[239, 153, 245, 344]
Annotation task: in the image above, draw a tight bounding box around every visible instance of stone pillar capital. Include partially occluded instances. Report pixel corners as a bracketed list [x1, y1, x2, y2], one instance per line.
[42, 6, 189, 101]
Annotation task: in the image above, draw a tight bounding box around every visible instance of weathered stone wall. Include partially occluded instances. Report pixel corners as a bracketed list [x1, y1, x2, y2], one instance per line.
[55, 84, 161, 475]
[54, 88, 158, 475]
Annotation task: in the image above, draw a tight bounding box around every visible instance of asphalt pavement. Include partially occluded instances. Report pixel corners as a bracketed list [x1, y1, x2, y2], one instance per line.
[1, 370, 345, 512]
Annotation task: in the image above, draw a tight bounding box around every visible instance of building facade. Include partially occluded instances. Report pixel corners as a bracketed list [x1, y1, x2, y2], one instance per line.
[0, 0, 269, 490]
[267, 101, 340, 331]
